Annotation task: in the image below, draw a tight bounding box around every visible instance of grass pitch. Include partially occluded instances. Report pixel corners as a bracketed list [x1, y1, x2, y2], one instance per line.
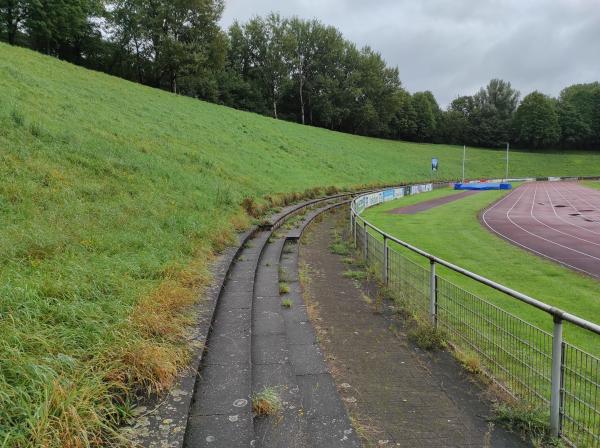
[583, 180, 600, 191]
[1, 41, 600, 444]
[363, 188, 600, 354]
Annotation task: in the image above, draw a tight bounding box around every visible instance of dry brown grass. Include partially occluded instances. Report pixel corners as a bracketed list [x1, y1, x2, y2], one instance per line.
[26, 185, 389, 446]
[27, 376, 122, 448]
[230, 209, 251, 231]
[241, 197, 268, 218]
[455, 350, 483, 375]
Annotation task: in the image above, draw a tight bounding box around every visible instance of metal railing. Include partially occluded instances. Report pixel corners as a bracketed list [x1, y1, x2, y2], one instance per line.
[350, 184, 600, 447]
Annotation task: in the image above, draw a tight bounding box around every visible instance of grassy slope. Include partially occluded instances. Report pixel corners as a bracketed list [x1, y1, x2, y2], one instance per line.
[1, 42, 600, 445]
[363, 188, 600, 353]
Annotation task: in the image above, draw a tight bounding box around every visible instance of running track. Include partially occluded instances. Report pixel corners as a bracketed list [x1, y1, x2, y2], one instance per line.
[482, 181, 600, 279]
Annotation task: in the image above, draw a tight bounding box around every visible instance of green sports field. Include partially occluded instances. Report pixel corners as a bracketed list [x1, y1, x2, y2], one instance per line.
[362, 187, 600, 354]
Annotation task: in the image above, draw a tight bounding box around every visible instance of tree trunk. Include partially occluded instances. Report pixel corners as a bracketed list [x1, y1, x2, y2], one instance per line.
[273, 100, 278, 119]
[299, 76, 305, 125]
[7, 26, 16, 45]
[5, 3, 15, 45]
[133, 37, 143, 84]
[170, 71, 177, 94]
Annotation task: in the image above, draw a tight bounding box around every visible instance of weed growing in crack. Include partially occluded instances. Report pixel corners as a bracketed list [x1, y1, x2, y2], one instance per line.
[252, 387, 283, 417]
[492, 403, 562, 447]
[278, 266, 290, 282]
[281, 299, 293, 308]
[329, 231, 352, 256]
[279, 282, 290, 294]
[407, 323, 446, 351]
[343, 270, 367, 280]
[455, 350, 482, 374]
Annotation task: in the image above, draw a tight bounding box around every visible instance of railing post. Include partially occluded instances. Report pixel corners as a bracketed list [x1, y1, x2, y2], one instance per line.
[429, 259, 437, 327]
[550, 314, 564, 438]
[363, 221, 368, 259]
[353, 215, 357, 247]
[383, 236, 388, 285]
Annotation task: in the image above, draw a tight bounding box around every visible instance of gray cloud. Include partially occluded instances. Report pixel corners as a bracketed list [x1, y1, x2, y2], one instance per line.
[221, 0, 600, 107]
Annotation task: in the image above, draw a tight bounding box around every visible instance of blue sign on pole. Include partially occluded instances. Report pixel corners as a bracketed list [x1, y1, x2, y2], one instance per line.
[432, 158, 439, 172]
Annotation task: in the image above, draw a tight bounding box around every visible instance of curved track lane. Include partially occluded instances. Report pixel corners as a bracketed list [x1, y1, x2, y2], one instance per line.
[482, 181, 600, 279]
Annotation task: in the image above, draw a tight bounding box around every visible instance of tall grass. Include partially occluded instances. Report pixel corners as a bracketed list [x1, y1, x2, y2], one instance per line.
[1, 42, 599, 445]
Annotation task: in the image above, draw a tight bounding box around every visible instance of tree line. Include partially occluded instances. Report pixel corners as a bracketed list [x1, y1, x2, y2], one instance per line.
[2, 0, 599, 150]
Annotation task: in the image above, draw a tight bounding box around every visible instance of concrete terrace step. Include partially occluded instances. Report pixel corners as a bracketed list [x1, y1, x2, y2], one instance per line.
[251, 207, 359, 447]
[184, 231, 271, 447]
[183, 197, 356, 448]
[252, 236, 311, 447]
[264, 192, 356, 229]
[286, 200, 351, 240]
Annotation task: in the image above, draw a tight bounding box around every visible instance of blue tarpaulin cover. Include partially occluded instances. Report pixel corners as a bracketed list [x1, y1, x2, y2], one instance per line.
[454, 182, 512, 190]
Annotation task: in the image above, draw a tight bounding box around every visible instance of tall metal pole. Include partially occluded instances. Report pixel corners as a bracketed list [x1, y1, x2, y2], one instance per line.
[462, 145, 466, 183]
[505, 142, 510, 182]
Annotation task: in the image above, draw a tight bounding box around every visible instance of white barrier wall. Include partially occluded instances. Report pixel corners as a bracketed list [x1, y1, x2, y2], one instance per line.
[354, 183, 433, 215]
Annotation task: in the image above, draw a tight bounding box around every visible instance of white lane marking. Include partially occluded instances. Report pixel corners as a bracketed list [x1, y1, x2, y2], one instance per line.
[545, 185, 600, 235]
[550, 184, 600, 231]
[505, 186, 600, 261]
[523, 185, 600, 247]
[481, 184, 600, 279]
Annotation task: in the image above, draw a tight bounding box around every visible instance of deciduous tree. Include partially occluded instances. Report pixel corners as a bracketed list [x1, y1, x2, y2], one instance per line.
[513, 91, 560, 148]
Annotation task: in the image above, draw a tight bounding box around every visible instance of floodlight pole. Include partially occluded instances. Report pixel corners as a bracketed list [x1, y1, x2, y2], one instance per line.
[462, 145, 466, 183]
[505, 142, 510, 182]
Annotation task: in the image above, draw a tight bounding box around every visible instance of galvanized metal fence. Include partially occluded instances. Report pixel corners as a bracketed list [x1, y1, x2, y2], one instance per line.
[350, 185, 600, 447]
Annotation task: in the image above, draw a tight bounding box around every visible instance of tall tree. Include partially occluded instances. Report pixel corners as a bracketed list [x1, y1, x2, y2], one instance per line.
[25, 0, 104, 62]
[282, 18, 344, 126]
[242, 14, 288, 119]
[286, 17, 314, 125]
[412, 91, 439, 142]
[512, 91, 560, 148]
[389, 89, 415, 140]
[440, 95, 473, 144]
[0, 0, 25, 45]
[110, 0, 226, 94]
[470, 79, 520, 147]
[557, 83, 600, 149]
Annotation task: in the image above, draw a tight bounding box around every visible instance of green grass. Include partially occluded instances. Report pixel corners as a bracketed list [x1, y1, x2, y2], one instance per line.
[252, 386, 283, 416]
[363, 188, 600, 352]
[342, 270, 368, 280]
[1, 43, 600, 445]
[278, 282, 290, 295]
[583, 180, 600, 191]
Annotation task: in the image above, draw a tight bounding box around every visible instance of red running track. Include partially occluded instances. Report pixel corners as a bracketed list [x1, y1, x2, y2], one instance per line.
[482, 181, 600, 279]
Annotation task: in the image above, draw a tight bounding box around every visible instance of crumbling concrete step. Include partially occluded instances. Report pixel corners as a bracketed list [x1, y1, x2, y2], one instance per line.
[252, 236, 310, 447]
[184, 231, 271, 447]
[286, 201, 350, 240]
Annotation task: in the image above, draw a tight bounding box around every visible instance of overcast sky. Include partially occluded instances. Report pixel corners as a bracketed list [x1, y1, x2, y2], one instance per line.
[220, 0, 600, 107]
